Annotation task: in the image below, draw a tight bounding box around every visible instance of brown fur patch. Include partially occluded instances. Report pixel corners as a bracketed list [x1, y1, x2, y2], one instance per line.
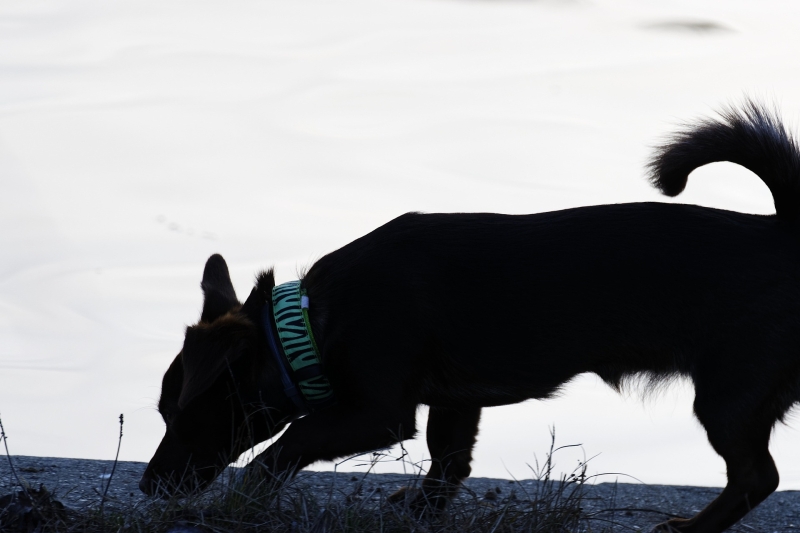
[178, 311, 256, 409]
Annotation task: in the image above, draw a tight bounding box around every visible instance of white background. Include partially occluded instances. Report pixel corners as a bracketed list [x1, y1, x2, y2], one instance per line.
[1, 0, 799, 489]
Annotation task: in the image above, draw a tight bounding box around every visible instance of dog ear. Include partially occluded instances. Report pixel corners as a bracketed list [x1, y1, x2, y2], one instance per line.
[240, 269, 276, 322]
[178, 319, 253, 409]
[201, 254, 239, 323]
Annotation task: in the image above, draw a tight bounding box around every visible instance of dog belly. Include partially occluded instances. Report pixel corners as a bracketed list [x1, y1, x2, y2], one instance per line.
[423, 323, 698, 409]
[417, 354, 588, 408]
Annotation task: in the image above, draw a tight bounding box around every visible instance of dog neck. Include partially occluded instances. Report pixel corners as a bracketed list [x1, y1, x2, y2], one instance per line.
[261, 281, 336, 415]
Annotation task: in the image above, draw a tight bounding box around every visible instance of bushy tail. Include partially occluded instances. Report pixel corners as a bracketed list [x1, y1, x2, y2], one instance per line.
[647, 100, 800, 221]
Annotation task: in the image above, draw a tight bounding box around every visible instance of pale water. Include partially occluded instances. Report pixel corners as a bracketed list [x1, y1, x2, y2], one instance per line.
[2, 0, 800, 489]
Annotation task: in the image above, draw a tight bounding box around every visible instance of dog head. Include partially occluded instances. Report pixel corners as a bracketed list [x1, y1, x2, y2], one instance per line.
[139, 254, 296, 498]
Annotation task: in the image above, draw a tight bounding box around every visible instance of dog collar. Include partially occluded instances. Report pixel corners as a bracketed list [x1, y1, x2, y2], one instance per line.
[263, 281, 335, 413]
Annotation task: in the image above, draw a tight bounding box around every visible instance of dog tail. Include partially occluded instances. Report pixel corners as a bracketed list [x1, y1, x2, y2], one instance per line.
[647, 100, 800, 221]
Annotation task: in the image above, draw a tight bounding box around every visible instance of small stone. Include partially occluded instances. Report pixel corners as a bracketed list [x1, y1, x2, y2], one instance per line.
[350, 476, 358, 482]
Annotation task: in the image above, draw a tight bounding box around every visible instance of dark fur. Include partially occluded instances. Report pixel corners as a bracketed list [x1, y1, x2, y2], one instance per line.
[141, 101, 800, 532]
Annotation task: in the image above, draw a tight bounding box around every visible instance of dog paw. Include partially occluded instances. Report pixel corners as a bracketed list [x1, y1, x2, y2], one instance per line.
[229, 463, 285, 494]
[388, 486, 452, 516]
[388, 486, 434, 515]
[387, 486, 421, 505]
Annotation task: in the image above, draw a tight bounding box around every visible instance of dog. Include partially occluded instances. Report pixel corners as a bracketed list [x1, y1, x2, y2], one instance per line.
[140, 101, 800, 532]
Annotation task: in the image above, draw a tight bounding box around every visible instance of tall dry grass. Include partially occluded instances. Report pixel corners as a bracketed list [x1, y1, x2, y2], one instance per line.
[1, 416, 617, 533]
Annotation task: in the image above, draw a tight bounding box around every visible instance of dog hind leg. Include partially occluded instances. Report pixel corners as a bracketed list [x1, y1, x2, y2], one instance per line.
[652, 387, 779, 533]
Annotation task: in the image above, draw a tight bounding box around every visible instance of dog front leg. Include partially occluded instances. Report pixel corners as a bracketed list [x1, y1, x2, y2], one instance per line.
[389, 406, 481, 510]
[423, 406, 482, 506]
[246, 404, 418, 481]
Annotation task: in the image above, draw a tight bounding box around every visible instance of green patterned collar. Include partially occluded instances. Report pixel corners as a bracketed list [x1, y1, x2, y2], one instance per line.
[269, 281, 335, 412]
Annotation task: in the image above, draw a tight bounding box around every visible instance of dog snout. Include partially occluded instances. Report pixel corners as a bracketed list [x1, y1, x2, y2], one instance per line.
[139, 467, 180, 498]
[139, 471, 158, 497]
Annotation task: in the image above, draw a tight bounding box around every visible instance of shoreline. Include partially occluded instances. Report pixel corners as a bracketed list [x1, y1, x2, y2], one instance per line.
[2, 455, 798, 531]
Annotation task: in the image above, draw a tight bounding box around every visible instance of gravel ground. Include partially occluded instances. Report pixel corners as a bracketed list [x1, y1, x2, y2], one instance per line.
[2, 455, 799, 532]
